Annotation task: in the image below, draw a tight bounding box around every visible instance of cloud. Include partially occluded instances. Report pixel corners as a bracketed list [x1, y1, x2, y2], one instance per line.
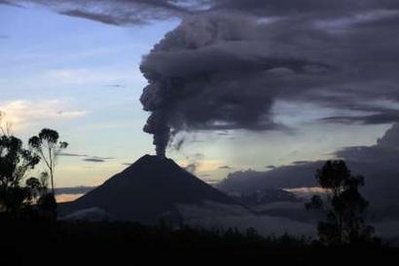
[59, 9, 143, 26]
[59, 153, 88, 158]
[83, 158, 105, 163]
[138, 1, 399, 153]
[335, 123, 399, 161]
[284, 187, 326, 199]
[211, 0, 399, 16]
[82, 156, 115, 163]
[292, 160, 313, 165]
[218, 123, 399, 221]
[178, 152, 205, 173]
[55, 186, 95, 195]
[0, 0, 22, 7]
[7, 1, 399, 154]
[6, 2, 399, 125]
[216, 131, 230, 136]
[177, 201, 316, 237]
[192, 152, 205, 158]
[321, 112, 399, 125]
[218, 162, 321, 193]
[5, 0, 192, 25]
[140, 13, 331, 154]
[7, 1, 399, 25]
[376, 123, 399, 148]
[59, 152, 115, 164]
[0, 35, 9, 39]
[183, 162, 198, 174]
[0, 100, 87, 130]
[179, 158, 222, 173]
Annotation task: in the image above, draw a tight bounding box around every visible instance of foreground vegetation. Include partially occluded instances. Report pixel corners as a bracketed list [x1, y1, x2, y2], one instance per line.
[0, 216, 398, 265]
[1, 112, 67, 218]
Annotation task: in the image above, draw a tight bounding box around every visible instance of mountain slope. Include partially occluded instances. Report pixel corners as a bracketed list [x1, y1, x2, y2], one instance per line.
[60, 155, 236, 223]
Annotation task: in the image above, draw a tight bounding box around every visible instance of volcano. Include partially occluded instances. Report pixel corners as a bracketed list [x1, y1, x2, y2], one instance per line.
[60, 155, 237, 224]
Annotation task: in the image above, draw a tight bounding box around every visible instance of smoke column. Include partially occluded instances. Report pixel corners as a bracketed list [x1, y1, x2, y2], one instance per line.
[140, 14, 331, 156]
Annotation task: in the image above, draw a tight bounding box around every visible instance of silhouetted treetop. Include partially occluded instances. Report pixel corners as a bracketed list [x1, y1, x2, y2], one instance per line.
[29, 128, 68, 195]
[306, 160, 375, 246]
[0, 134, 40, 213]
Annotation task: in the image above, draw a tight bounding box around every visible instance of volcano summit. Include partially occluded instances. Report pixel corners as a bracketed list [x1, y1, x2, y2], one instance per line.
[60, 155, 237, 224]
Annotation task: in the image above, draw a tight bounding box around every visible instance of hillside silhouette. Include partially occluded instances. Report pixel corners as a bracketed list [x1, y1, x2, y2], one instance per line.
[60, 155, 237, 223]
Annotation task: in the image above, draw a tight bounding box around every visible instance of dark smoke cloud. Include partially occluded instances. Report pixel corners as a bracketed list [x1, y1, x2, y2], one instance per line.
[5, 0, 399, 155]
[140, 14, 334, 155]
[211, 0, 399, 16]
[140, 2, 399, 154]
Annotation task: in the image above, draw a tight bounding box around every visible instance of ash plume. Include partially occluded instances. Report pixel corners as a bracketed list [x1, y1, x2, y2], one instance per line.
[5, 0, 399, 155]
[139, 14, 331, 156]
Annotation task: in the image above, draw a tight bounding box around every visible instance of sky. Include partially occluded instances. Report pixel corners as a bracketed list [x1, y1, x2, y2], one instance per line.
[0, 4, 179, 187]
[0, 1, 397, 189]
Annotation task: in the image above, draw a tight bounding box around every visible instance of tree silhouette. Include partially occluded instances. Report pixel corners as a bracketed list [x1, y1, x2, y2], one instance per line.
[0, 135, 40, 213]
[25, 177, 47, 204]
[29, 129, 68, 195]
[306, 160, 374, 245]
[37, 192, 57, 218]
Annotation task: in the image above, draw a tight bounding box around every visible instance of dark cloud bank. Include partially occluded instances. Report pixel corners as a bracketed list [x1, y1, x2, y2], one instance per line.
[4, 0, 399, 156]
[218, 124, 399, 221]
